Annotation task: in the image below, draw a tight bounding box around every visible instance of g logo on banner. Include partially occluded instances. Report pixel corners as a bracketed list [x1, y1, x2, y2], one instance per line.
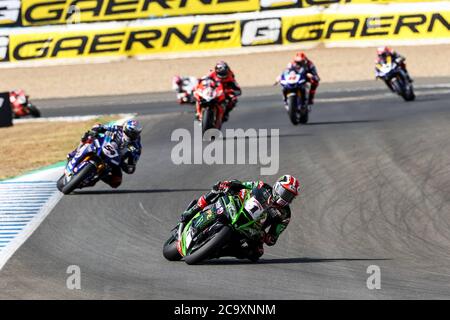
[241, 18, 282, 46]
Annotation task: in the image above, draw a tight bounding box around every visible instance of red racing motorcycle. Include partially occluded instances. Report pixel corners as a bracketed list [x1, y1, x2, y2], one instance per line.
[194, 78, 227, 135]
[10, 89, 41, 118]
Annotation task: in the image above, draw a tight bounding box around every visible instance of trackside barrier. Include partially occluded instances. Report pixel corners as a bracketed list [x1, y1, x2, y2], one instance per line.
[0, 2, 449, 64]
[0, 0, 447, 27]
[0, 92, 13, 127]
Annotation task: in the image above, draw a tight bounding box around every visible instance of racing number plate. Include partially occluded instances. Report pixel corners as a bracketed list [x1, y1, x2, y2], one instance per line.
[244, 197, 265, 220]
[102, 142, 119, 158]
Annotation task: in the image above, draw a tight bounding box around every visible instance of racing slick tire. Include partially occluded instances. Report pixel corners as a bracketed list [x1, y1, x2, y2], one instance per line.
[61, 162, 96, 195]
[163, 235, 182, 261]
[287, 95, 300, 125]
[184, 226, 232, 265]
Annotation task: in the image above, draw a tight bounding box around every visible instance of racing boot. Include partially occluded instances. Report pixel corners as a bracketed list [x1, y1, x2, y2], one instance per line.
[223, 103, 235, 122]
[195, 103, 202, 122]
[308, 81, 319, 105]
[223, 110, 230, 122]
[101, 170, 122, 189]
[238, 239, 264, 262]
[282, 90, 288, 110]
[308, 92, 315, 105]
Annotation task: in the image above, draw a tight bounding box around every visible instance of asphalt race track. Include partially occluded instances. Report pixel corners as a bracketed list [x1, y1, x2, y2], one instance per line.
[1, 80, 450, 299]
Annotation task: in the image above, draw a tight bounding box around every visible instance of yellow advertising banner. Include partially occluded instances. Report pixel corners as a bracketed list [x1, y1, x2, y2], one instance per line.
[21, 0, 259, 26]
[262, 0, 446, 9]
[8, 20, 242, 61]
[7, 3, 450, 62]
[282, 10, 450, 43]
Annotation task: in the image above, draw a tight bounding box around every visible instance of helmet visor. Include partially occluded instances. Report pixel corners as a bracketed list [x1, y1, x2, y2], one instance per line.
[273, 183, 296, 206]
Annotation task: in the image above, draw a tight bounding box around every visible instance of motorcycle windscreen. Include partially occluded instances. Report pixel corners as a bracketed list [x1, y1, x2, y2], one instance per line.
[243, 187, 271, 221]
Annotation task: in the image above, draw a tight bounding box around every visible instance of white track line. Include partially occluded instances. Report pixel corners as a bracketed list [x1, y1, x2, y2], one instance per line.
[0, 167, 64, 270]
[14, 113, 136, 124]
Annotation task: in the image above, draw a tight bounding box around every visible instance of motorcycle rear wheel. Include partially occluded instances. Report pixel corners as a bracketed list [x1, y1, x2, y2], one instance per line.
[61, 162, 97, 195]
[184, 226, 232, 265]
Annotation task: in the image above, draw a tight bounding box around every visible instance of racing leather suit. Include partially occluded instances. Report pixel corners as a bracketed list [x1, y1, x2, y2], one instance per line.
[180, 180, 291, 261]
[208, 70, 242, 121]
[68, 124, 142, 188]
[291, 58, 320, 105]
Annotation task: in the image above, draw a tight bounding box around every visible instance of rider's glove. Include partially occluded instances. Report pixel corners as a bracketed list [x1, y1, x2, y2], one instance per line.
[212, 181, 231, 193]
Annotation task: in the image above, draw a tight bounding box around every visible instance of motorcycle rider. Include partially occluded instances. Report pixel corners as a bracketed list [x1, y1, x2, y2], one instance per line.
[375, 46, 413, 91]
[172, 75, 199, 104]
[67, 119, 143, 188]
[178, 175, 300, 261]
[207, 61, 242, 122]
[289, 51, 320, 105]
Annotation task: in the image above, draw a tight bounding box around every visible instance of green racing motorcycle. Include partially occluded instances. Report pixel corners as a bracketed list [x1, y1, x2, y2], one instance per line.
[163, 187, 272, 265]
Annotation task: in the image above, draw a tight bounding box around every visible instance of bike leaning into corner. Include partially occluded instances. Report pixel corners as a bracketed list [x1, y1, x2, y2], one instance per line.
[163, 177, 300, 265]
[57, 131, 121, 194]
[375, 48, 415, 101]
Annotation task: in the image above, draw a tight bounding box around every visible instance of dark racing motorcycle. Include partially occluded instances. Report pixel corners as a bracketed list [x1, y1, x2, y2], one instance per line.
[163, 187, 272, 265]
[57, 131, 121, 194]
[194, 78, 227, 135]
[279, 67, 310, 125]
[376, 55, 415, 101]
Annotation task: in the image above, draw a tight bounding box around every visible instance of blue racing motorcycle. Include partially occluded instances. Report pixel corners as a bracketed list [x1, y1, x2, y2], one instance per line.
[279, 67, 310, 125]
[57, 131, 120, 194]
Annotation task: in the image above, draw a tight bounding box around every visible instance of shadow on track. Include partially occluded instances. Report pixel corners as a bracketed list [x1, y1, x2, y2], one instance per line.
[73, 188, 210, 195]
[307, 120, 381, 126]
[200, 257, 391, 265]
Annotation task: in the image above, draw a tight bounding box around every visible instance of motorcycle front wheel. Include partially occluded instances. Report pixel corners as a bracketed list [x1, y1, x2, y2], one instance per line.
[163, 234, 182, 261]
[287, 95, 300, 125]
[60, 162, 97, 195]
[27, 104, 41, 117]
[202, 108, 215, 135]
[184, 226, 232, 265]
[299, 107, 309, 124]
